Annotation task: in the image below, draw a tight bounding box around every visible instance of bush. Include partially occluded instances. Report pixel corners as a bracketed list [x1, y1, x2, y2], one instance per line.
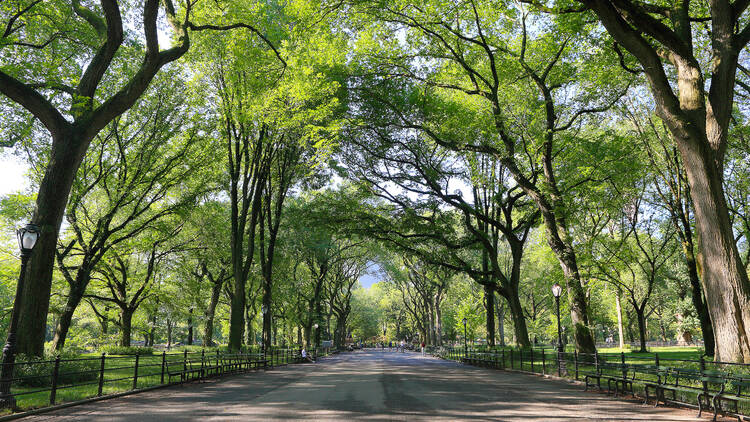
[174, 345, 204, 353]
[14, 353, 99, 387]
[98, 345, 154, 356]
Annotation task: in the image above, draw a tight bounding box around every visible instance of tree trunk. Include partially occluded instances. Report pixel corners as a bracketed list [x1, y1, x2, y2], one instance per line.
[245, 308, 254, 346]
[555, 248, 596, 354]
[504, 288, 530, 348]
[434, 295, 443, 346]
[615, 287, 625, 349]
[18, 132, 88, 356]
[203, 279, 222, 347]
[51, 278, 88, 352]
[676, 139, 750, 362]
[187, 308, 193, 346]
[101, 307, 109, 334]
[635, 307, 647, 353]
[485, 284, 495, 347]
[495, 294, 506, 347]
[148, 314, 155, 347]
[262, 288, 272, 351]
[683, 243, 715, 356]
[120, 308, 134, 347]
[167, 319, 173, 349]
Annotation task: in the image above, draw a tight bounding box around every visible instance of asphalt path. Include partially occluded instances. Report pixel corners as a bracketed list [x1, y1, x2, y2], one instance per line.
[22, 349, 714, 421]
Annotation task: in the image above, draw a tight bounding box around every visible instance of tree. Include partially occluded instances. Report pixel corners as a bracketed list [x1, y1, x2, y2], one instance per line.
[0, 0, 282, 355]
[51, 74, 212, 351]
[88, 226, 185, 347]
[347, 1, 630, 352]
[575, 0, 750, 362]
[625, 104, 716, 355]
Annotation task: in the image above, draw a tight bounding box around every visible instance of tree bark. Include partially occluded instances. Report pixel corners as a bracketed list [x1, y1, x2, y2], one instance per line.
[51, 270, 89, 352]
[615, 287, 625, 349]
[262, 289, 272, 351]
[187, 308, 193, 346]
[485, 284, 495, 347]
[18, 131, 87, 355]
[119, 308, 134, 347]
[495, 294, 506, 347]
[683, 240, 716, 356]
[434, 294, 443, 346]
[635, 306, 647, 353]
[203, 277, 222, 347]
[505, 289, 531, 348]
[680, 145, 750, 361]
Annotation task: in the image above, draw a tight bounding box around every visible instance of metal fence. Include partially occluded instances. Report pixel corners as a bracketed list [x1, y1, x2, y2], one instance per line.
[433, 346, 750, 419]
[0, 347, 333, 413]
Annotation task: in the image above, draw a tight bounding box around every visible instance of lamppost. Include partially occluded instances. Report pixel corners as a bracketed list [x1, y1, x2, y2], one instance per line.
[462, 317, 468, 357]
[313, 323, 319, 353]
[551, 282, 564, 376]
[0, 223, 41, 409]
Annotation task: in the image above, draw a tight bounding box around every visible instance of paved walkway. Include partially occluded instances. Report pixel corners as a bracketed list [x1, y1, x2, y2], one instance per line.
[23, 350, 714, 421]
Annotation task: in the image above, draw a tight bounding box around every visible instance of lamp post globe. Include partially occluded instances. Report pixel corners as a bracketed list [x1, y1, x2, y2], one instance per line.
[1, 223, 41, 408]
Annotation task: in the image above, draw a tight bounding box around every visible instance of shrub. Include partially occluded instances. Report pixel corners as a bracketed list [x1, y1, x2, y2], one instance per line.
[98, 345, 154, 356]
[14, 353, 99, 387]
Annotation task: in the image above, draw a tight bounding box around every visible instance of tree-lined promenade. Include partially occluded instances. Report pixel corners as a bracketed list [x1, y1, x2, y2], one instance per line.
[2, 0, 750, 415]
[15, 351, 710, 421]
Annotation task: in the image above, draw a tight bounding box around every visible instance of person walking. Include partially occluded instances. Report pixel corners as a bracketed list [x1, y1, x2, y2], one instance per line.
[421, 341, 426, 356]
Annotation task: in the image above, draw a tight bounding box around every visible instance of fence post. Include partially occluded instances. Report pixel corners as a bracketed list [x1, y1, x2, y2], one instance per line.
[621, 352, 626, 380]
[133, 353, 140, 390]
[49, 356, 61, 405]
[574, 351, 579, 380]
[183, 350, 188, 373]
[160, 351, 166, 384]
[520, 349, 524, 370]
[98, 353, 106, 396]
[541, 349, 546, 375]
[700, 355, 707, 392]
[511, 349, 514, 369]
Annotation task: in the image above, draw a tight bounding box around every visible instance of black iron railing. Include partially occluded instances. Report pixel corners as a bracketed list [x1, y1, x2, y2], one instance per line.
[0, 346, 332, 413]
[433, 346, 750, 419]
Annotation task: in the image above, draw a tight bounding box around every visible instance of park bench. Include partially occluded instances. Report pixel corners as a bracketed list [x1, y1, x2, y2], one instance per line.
[711, 375, 750, 421]
[584, 361, 625, 394]
[641, 365, 672, 405]
[653, 368, 725, 418]
[166, 357, 203, 383]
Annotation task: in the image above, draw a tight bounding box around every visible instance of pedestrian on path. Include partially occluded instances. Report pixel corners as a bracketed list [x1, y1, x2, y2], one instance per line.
[421, 341, 425, 356]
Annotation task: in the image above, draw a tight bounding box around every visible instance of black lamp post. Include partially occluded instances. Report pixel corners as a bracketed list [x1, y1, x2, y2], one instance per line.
[0, 223, 41, 409]
[462, 317, 468, 357]
[551, 282, 563, 376]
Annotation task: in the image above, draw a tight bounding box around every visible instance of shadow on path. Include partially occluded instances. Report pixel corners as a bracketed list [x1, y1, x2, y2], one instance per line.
[21, 350, 716, 421]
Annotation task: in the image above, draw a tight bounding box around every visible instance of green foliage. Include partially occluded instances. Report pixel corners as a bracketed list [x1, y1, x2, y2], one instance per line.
[98, 346, 154, 356]
[13, 353, 99, 387]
